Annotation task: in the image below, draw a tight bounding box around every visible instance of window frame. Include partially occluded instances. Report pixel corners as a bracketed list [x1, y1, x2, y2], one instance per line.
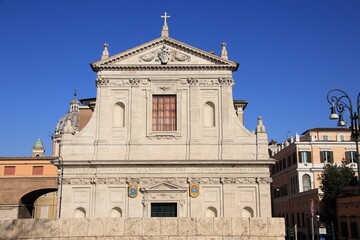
[146, 82, 182, 139]
[151, 202, 177, 217]
[299, 151, 312, 163]
[345, 151, 357, 163]
[320, 150, 334, 163]
[152, 95, 177, 131]
[302, 174, 312, 191]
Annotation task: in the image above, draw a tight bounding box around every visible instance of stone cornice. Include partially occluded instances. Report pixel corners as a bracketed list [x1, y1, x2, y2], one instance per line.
[58, 159, 275, 167]
[91, 64, 237, 72]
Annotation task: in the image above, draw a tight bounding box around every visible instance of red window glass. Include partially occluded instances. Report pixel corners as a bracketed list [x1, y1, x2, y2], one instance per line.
[32, 166, 44, 175]
[152, 95, 176, 131]
[4, 166, 15, 175]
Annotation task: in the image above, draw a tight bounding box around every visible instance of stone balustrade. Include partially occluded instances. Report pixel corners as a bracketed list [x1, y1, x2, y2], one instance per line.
[0, 217, 285, 240]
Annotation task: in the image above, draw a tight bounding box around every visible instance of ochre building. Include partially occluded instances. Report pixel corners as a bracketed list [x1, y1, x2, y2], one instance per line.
[0, 139, 57, 219]
[270, 128, 358, 239]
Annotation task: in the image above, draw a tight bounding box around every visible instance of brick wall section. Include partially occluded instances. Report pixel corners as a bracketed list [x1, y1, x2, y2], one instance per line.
[0, 217, 285, 239]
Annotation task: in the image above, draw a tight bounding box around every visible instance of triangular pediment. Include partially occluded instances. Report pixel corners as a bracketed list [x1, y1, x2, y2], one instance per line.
[91, 37, 239, 71]
[144, 182, 187, 193]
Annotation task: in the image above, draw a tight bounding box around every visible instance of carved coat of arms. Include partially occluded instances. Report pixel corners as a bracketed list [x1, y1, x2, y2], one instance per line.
[158, 45, 170, 64]
[128, 185, 138, 198]
[189, 184, 199, 198]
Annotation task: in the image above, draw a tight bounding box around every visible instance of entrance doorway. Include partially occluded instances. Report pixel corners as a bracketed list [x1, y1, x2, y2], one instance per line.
[151, 203, 177, 217]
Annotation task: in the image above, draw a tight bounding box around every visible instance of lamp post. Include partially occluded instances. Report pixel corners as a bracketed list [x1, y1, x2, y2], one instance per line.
[327, 89, 360, 187]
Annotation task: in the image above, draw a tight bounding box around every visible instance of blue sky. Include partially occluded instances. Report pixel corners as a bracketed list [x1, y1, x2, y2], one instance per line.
[0, 0, 359, 156]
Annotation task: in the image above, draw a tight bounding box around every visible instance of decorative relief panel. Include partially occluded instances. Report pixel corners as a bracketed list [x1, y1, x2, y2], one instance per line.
[256, 177, 272, 184]
[146, 135, 181, 140]
[220, 177, 259, 184]
[63, 177, 126, 185]
[179, 78, 233, 86]
[139, 45, 191, 63]
[141, 193, 186, 208]
[95, 77, 150, 87]
[139, 177, 188, 184]
[62, 177, 271, 185]
[218, 77, 235, 86]
[95, 77, 109, 87]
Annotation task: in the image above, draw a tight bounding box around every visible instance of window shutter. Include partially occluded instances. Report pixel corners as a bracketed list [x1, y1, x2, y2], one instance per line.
[320, 151, 324, 163]
[330, 151, 334, 163]
[345, 152, 350, 163]
[32, 166, 44, 175]
[307, 152, 312, 163]
[292, 152, 297, 165]
[4, 166, 15, 175]
[298, 152, 302, 163]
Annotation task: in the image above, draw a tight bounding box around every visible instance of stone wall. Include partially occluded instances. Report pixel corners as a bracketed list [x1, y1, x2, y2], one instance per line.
[0, 217, 285, 240]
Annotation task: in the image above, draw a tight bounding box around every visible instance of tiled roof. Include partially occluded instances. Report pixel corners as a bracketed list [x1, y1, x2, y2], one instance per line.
[302, 127, 351, 135]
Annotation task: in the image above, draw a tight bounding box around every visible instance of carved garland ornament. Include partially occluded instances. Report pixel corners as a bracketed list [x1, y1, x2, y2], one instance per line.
[62, 177, 272, 185]
[95, 77, 150, 87]
[96, 76, 232, 87]
[141, 193, 186, 208]
[185, 77, 234, 86]
[139, 45, 191, 64]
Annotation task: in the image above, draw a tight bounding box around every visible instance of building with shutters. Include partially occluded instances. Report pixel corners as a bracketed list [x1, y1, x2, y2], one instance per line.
[52, 14, 274, 219]
[269, 127, 358, 239]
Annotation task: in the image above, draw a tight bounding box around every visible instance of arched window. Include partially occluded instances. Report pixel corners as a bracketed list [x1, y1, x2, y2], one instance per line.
[242, 207, 253, 218]
[302, 174, 311, 191]
[205, 206, 217, 217]
[113, 102, 125, 127]
[204, 102, 215, 127]
[74, 207, 86, 218]
[110, 207, 122, 218]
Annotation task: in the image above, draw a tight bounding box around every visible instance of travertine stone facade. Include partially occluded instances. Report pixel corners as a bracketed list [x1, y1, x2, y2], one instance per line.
[53, 22, 274, 218]
[0, 217, 285, 239]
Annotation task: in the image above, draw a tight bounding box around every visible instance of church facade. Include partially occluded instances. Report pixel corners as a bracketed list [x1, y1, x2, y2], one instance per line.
[53, 15, 274, 219]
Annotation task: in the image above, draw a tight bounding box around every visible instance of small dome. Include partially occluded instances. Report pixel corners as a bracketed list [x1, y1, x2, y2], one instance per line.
[55, 93, 80, 134]
[33, 138, 44, 149]
[55, 111, 79, 133]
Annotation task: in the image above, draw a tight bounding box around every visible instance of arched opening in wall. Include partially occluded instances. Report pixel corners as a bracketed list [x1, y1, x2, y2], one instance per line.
[110, 207, 122, 218]
[204, 102, 215, 127]
[33, 191, 57, 218]
[302, 174, 311, 191]
[18, 188, 57, 219]
[113, 102, 125, 127]
[74, 207, 86, 218]
[241, 207, 254, 218]
[205, 206, 217, 217]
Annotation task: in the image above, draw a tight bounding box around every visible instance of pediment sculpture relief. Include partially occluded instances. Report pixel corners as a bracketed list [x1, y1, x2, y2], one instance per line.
[139, 45, 191, 64]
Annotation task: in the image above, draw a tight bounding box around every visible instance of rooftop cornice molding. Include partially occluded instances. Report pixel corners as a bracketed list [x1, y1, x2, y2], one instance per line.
[90, 37, 239, 72]
[92, 64, 237, 71]
[57, 159, 275, 167]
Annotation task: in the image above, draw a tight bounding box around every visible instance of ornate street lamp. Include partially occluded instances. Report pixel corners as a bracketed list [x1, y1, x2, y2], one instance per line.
[327, 89, 360, 187]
